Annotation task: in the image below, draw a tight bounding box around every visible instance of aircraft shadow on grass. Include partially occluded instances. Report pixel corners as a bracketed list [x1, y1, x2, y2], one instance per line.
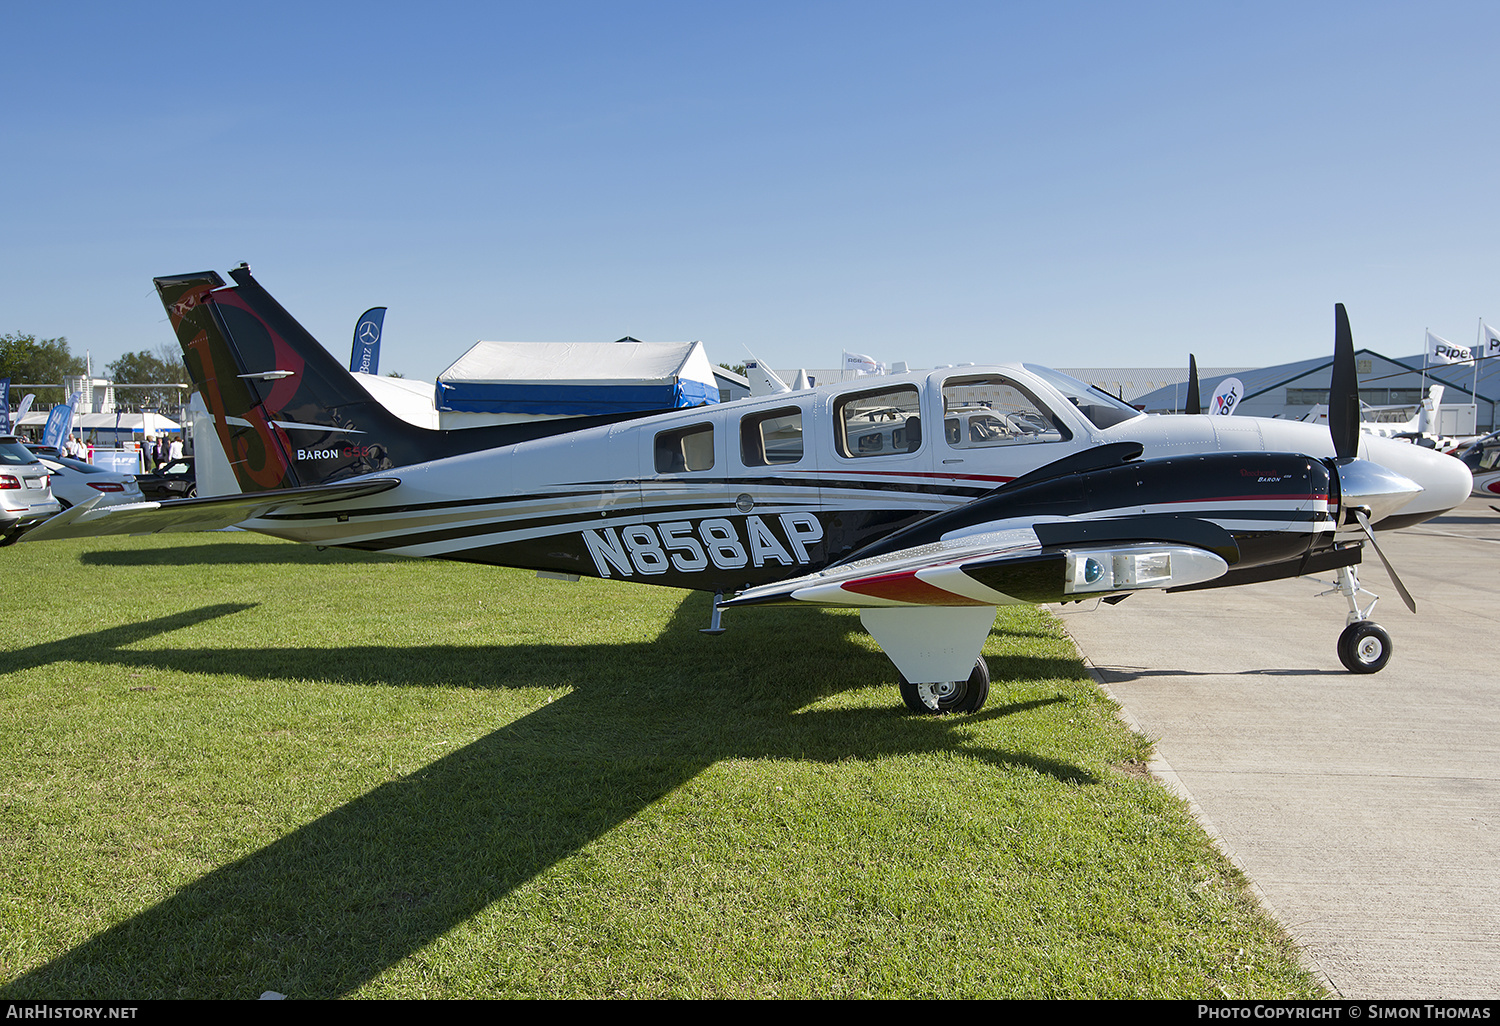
[77, 540, 412, 567]
[1, 595, 1087, 999]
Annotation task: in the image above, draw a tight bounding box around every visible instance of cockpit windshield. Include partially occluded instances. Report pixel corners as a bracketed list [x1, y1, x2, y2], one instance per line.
[1460, 434, 1500, 473]
[1022, 365, 1143, 430]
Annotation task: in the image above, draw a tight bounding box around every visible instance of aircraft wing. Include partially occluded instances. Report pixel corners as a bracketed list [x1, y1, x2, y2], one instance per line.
[721, 514, 1238, 609]
[23, 478, 402, 542]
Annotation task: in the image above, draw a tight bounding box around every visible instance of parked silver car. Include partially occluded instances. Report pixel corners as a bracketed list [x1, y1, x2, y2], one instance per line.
[0, 436, 62, 544]
[33, 452, 145, 510]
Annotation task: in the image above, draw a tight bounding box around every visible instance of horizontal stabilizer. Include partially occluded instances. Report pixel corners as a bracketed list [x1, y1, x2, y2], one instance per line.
[24, 478, 401, 541]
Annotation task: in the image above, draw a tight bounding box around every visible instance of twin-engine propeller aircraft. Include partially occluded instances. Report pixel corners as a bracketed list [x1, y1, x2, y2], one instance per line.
[30, 266, 1472, 713]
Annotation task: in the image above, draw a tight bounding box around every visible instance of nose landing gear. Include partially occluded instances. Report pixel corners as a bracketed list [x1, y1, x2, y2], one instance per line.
[1320, 565, 1393, 674]
[1337, 619, 1392, 674]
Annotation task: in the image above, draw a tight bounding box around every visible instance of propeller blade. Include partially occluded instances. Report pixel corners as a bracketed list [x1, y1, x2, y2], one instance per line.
[1186, 354, 1201, 415]
[1330, 303, 1361, 460]
[1354, 510, 1417, 614]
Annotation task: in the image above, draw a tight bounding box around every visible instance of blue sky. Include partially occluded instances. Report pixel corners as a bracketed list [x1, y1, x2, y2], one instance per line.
[4, 2, 1498, 382]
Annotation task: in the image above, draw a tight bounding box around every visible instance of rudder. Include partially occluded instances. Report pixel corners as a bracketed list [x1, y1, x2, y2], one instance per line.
[157, 265, 439, 492]
[156, 263, 678, 494]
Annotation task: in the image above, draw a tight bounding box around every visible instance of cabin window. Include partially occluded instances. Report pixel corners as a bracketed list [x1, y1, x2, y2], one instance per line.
[941, 375, 1069, 448]
[741, 407, 804, 466]
[1469, 445, 1500, 472]
[1019, 365, 1139, 430]
[834, 386, 922, 458]
[655, 424, 715, 473]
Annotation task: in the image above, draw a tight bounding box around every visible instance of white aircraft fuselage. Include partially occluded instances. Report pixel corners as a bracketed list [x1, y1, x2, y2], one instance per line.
[225, 364, 1468, 595]
[24, 268, 1475, 706]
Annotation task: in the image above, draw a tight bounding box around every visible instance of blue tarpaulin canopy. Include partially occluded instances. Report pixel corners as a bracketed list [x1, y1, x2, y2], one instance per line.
[436, 339, 721, 416]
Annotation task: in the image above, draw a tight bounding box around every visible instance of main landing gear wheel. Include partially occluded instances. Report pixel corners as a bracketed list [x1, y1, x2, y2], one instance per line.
[899, 658, 990, 715]
[1337, 620, 1392, 674]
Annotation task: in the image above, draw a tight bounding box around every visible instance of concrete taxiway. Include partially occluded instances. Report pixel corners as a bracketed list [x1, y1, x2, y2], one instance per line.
[1059, 495, 1500, 999]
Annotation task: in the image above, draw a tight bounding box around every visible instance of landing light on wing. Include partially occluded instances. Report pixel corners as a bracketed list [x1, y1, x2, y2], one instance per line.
[1063, 545, 1226, 597]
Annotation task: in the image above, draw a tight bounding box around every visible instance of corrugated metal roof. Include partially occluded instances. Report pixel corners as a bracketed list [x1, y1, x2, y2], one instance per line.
[1058, 368, 1250, 403]
[1131, 350, 1500, 411]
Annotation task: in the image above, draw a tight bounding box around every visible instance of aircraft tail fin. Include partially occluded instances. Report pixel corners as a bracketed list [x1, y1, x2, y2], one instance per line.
[157, 265, 410, 492]
[744, 356, 791, 396]
[156, 264, 653, 494]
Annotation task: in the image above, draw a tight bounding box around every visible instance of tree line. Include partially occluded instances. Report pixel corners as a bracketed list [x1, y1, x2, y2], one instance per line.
[1, 333, 187, 409]
[0, 333, 84, 404]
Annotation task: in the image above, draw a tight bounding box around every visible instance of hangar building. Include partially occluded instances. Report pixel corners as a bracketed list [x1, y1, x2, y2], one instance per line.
[1128, 350, 1500, 432]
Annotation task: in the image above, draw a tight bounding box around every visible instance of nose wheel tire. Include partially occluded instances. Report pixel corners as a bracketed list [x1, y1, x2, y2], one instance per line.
[899, 657, 991, 714]
[1337, 620, 1391, 674]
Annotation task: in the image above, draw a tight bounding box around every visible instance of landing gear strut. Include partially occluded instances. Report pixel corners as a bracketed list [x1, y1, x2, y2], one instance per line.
[1320, 565, 1392, 674]
[699, 590, 726, 636]
[899, 657, 991, 715]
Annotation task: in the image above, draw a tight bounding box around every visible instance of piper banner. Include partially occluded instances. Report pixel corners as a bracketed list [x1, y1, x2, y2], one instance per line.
[1479, 321, 1500, 362]
[1427, 330, 1471, 365]
[1209, 377, 1244, 416]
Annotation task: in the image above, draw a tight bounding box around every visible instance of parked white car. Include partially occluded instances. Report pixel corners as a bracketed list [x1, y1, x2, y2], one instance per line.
[0, 436, 62, 544]
[30, 450, 145, 510]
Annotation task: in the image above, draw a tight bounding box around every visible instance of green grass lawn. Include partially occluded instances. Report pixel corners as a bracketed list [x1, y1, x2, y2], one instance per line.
[0, 533, 1324, 999]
